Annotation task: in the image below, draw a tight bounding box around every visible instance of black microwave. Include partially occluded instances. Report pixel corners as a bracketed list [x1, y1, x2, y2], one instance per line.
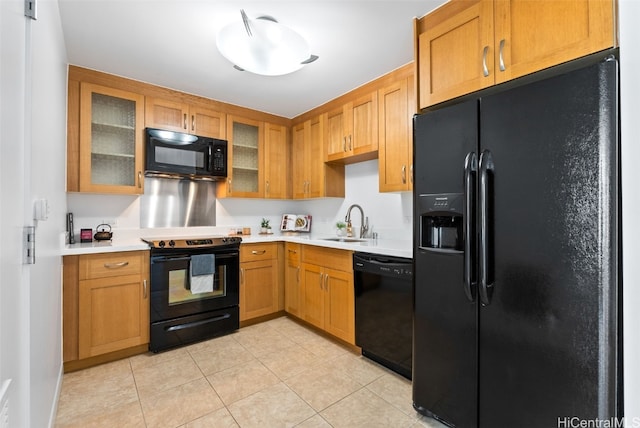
[145, 128, 227, 180]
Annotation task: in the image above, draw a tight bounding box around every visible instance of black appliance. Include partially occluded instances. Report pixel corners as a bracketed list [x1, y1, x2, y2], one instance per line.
[143, 236, 241, 352]
[354, 252, 413, 379]
[413, 55, 621, 427]
[145, 128, 227, 180]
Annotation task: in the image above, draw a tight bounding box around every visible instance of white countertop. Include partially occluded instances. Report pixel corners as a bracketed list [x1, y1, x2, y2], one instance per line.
[61, 229, 412, 259]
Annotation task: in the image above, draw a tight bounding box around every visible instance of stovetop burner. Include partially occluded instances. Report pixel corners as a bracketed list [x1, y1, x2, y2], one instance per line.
[141, 236, 242, 249]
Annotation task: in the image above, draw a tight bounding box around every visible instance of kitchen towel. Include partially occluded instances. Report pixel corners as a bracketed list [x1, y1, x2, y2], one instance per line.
[189, 254, 215, 294]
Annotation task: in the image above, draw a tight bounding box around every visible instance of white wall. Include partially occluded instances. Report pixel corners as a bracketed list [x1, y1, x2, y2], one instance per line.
[619, 0, 640, 422]
[67, 159, 413, 240]
[28, 1, 68, 426]
[1, 0, 67, 426]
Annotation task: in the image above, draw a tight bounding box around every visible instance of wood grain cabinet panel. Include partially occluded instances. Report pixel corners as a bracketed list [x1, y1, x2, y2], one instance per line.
[145, 97, 226, 139]
[65, 251, 150, 362]
[378, 77, 415, 192]
[292, 115, 345, 199]
[300, 246, 355, 344]
[284, 243, 302, 317]
[416, 0, 615, 109]
[240, 243, 279, 321]
[326, 92, 378, 164]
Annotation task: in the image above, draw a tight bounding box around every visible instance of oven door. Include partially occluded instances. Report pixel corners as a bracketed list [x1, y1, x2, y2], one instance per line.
[149, 247, 239, 323]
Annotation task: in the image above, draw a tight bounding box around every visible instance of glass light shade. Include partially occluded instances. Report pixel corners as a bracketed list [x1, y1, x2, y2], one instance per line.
[217, 17, 311, 76]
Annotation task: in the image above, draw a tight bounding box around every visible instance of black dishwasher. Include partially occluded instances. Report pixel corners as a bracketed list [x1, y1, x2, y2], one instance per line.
[354, 252, 413, 379]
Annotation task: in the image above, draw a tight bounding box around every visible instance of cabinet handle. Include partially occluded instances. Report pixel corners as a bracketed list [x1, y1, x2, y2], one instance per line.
[288, 249, 297, 254]
[482, 45, 490, 77]
[343, 137, 347, 152]
[324, 273, 329, 291]
[319, 272, 323, 289]
[348, 135, 352, 151]
[228, 179, 232, 194]
[104, 261, 129, 269]
[401, 165, 406, 184]
[138, 171, 142, 188]
[191, 115, 195, 131]
[499, 39, 506, 72]
[143, 279, 147, 299]
[251, 250, 266, 255]
[297, 266, 300, 283]
[183, 113, 187, 129]
[266, 180, 270, 195]
[241, 268, 245, 284]
[410, 165, 413, 184]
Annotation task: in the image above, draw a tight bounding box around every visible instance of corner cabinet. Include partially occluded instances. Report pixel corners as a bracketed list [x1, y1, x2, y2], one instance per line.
[300, 246, 355, 344]
[292, 115, 345, 199]
[378, 76, 415, 192]
[416, 0, 616, 109]
[63, 251, 150, 371]
[145, 97, 226, 139]
[326, 92, 378, 164]
[69, 82, 145, 194]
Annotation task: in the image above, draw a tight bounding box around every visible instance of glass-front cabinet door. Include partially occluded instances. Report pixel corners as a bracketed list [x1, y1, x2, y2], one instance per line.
[218, 115, 264, 198]
[79, 83, 145, 194]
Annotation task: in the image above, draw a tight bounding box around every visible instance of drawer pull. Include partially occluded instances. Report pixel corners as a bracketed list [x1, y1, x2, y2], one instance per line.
[103, 261, 129, 269]
[143, 279, 147, 299]
[288, 249, 297, 254]
[251, 250, 267, 255]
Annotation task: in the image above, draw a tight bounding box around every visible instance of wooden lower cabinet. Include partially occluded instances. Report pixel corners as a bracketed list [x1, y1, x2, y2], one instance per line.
[300, 246, 355, 344]
[284, 243, 302, 317]
[240, 243, 279, 321]
[63, 251, 150, 370]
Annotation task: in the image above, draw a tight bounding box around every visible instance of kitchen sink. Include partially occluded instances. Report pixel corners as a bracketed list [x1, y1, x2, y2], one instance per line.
[321, 237, 367, 242]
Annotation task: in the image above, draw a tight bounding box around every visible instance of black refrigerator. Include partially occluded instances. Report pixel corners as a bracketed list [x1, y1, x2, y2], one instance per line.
[412, 55, 621, 428]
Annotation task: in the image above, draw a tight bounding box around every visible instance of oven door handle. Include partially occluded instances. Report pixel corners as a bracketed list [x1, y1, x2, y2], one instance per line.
[151, 255, 192, 263]
[165, 313, 231, 332]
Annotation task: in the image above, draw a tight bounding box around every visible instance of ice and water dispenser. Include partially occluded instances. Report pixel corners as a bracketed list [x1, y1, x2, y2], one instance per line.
[418, 193, 464, 252]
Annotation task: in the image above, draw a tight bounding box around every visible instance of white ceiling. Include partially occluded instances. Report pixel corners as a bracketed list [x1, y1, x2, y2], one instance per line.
[58, 0, 447, 119]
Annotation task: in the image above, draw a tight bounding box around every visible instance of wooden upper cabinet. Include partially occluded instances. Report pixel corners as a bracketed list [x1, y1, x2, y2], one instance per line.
[326, 91, 378, 164]
[416, 0, 616, 109]
[73, 82, 145, 194]
[416, 0, 495, 108]
[493, 0, 615, 84]
[217, 115, 264, 198]
[292, 115, 345, 199]
[378, 77, 415, 192]
[145, 97, 226, 139]
[264, 122, 289, 199]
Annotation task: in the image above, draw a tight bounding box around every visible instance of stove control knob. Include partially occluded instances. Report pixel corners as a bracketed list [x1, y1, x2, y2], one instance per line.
[158, 240, 165, 248]
[222, 237, 227, 243]
[169, 240, 175, 247]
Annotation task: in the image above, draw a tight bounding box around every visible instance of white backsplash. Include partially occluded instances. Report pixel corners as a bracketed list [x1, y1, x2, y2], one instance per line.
[66, 159, 413, 241]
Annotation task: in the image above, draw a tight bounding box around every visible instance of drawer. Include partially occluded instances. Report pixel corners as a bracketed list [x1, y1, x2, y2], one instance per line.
[240, 242, 277, 262]
[285, 243, 300, 264]
[79, 251, 147, 280]
[302, 245, 352, 272]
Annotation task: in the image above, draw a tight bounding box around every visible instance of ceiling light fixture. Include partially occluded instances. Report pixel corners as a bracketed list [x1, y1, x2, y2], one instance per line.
[216, 10, 319, 76]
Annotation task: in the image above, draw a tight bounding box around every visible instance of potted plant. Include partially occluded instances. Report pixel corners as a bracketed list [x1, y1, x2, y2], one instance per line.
[260, 218, 271, 234]
[336, 221, 347, 237]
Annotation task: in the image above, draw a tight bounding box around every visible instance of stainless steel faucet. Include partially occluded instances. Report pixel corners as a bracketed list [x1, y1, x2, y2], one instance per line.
[345, 204, 369, 238]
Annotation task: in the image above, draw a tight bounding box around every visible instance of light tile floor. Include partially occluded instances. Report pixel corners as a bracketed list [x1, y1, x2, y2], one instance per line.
[55, 316, 447, 428]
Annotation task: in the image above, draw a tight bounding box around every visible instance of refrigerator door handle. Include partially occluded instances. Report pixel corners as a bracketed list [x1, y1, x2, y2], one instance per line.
[463, 151, 477, 302]
[479, 150, 495, 305]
